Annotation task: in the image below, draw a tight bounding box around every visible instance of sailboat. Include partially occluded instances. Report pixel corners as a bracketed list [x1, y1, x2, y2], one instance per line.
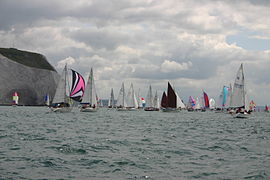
[12, 92, 19, 106]
[126, 83, 138, 110]
[137, 88, 143, 109]
[44, 94, 50, 106]
[116, 82, 128, 111]
[153, 90, 160, 111]
[51, 65, 85, 113]
[80, 68, 98, 112]
[187, 96, 196, 111]
[264, 105, 269, 112]
[176, 92, 186, 110]
[161, 82, 178, 112]
[108, 88, 115, 108]
[230, 63, 250, 118]
[209, 98, 216, 110]
[194, 97, 201, 111]
[145, 85, 159, 111]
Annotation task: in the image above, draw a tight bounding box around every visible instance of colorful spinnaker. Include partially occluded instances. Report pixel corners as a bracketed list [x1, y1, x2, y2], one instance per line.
[70, 69, 85, 102]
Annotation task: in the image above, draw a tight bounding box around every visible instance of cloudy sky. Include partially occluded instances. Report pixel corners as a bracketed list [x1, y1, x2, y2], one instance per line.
[1, 0, 270, 105]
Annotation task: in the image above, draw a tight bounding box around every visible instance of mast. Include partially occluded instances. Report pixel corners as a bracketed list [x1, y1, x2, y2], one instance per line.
[64, 64, 67, 103]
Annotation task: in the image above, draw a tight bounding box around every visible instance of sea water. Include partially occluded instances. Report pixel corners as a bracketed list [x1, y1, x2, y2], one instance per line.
[0, 106, 269, 180]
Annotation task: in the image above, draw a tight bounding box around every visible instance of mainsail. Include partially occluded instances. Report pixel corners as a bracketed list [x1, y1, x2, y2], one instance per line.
[70, 69, 85, 102]
[126, 83, 138, 108]
[44, 94, 50, 106]
[176, 92, 186, 109]
[203, 91, 209, 108]
[81, 68, 97, 106]
[167, 82, 177, 108]
[146, 85, 154, 108]
[52, 64, 69, 104]
[108, 88, 115, 107]
[209, 98, 216, 109]
[161, 91, 168, 108]
[188, 96, 196, 109]
[116, 82, 127, 107]
[153, 90, 160, 109]
[230, 64, 245, 108]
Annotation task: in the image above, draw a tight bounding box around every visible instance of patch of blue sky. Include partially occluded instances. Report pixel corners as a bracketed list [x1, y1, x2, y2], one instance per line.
[226, 30, 270, 51]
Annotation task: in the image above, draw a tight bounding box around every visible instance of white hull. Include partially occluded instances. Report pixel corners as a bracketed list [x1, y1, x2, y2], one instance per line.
[126, 107, 138, 111]
[117, 107, 129, 111]
[80, 107, 97, 112]
[234, 112, 249, 118]
[50, 107, 72, 113]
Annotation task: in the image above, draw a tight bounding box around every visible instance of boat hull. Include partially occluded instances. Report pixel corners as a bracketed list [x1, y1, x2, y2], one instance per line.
[161, 108, 179, 112]
[144, 107, 159, 111]
[234, 112, 249, 118]
[80, 107, 97, 112]
[117, 107, 129, 111]
[50, 107, 72, 113]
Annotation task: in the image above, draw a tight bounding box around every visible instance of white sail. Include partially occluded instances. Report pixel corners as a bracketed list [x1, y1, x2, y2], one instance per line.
[45, 94, 50, 106]
[194, 97, 201, 110]
[116, 82, 127, 107]
[108, 88, 115, 107]
[153, 90, 160, 109]
[12, 92, 19, 105]
[176, 92, 186, 109]
[145, 85, 154, 108]
[209, 98, 216, 109]
[52, 64, 68, 104]
[81, 68, 97, 106]
[230, 64, 245, 108]
[217, 90, 223, 109]
[137, 88, 143, 108]
[226, 84, 232, 108]
[126, 83, 138, 108]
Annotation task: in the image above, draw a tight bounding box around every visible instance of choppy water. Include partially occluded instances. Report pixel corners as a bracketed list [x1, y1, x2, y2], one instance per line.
[0, 106, 270, 180]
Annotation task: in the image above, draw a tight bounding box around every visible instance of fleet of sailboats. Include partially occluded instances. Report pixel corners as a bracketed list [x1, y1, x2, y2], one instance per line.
[7, 62, 260, 116]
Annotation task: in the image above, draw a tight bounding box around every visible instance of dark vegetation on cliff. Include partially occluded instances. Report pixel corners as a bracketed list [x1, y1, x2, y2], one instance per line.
[0, 48, 55, 71]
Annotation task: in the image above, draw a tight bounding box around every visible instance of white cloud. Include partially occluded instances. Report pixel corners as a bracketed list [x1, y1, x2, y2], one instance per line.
[160, 60, 192, 73]
[57, 56, 76, 69]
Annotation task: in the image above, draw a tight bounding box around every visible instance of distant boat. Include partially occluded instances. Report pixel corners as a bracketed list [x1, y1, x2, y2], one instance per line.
[126, 83, 138, 110]
[12, 92, 19, 106]
[264, 105, 269, 112]
[80, 68, 98, 112]
[108, 88, 115, 108]
[202, 91, 209, 109]
[209, 98, 216, 110]
[230, 64, 250, 118]
[44, 94, 50, 106]
[176, 91, 186, 110]
[50, 65, 85, 113]
[194, 97, 201, 111]
[161, 82, 178, 112]
[153, 90, 160, 111]
[187, 96, 196, 111]
[116, 82, 128, 111]
[145, 85, 159, 111]
[137, 88, 143, 109]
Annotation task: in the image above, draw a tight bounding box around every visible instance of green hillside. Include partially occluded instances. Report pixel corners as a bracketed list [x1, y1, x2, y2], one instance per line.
[0, 48, 55, 71]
